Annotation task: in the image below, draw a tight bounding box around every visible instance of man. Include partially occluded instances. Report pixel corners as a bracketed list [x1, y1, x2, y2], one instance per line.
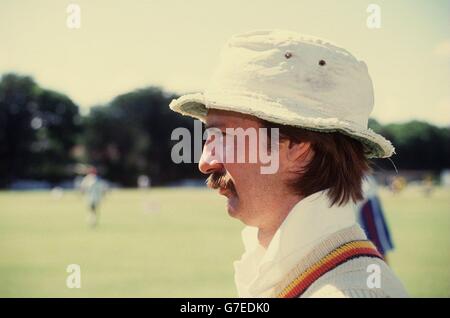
[169, 30, 407, 297]
[80, 167, 108, 228]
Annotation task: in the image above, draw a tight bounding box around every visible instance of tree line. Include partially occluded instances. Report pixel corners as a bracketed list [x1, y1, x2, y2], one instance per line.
[1, 73, 449, 188]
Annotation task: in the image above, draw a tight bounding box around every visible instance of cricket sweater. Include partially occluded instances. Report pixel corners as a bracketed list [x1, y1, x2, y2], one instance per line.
[272, 225, 408, 298]
[234, 190, 408, 298]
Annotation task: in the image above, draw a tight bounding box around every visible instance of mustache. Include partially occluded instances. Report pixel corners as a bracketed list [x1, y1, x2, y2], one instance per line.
[206, 172, 237, 195]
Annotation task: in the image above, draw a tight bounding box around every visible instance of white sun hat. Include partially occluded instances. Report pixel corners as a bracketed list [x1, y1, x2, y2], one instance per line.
[169, 29, 394, 158]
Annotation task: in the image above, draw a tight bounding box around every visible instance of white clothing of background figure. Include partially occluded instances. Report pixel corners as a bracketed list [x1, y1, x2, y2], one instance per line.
[80, 173, 108, 228]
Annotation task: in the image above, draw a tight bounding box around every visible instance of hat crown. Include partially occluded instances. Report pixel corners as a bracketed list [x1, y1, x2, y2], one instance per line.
[169, 29, 394, 158]
[206, 30, 374, 128]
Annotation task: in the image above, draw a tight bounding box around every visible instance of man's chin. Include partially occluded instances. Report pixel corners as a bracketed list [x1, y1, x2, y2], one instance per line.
[217, 188, 241, 218]
[226, 195, 240, 218]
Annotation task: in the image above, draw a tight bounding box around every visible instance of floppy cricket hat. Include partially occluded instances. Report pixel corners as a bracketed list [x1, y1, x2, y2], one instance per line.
[169, 29, 394, 158]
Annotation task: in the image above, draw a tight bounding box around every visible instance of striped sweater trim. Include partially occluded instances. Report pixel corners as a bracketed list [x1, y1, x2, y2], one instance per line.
[277, 240, 382, 298]
[271, 224, 379, 297]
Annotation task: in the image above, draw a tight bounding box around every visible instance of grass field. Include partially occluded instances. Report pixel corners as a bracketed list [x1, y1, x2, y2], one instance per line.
[0, 186, 449, 297]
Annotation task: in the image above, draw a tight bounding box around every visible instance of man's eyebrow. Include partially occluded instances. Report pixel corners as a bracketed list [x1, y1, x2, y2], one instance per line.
[205, 122, 226, 129]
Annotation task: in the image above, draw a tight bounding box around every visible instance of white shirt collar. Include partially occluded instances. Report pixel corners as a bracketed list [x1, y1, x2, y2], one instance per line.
[233, 190, 357, 297]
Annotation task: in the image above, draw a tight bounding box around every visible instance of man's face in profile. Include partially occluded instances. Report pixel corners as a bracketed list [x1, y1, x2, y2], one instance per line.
[199, 109, 293, 227]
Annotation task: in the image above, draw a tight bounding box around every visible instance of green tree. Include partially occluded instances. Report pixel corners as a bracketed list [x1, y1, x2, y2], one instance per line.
[83, 87, 200, 186]
[0, 73, 81, 187]
[369, 119, 450, 171]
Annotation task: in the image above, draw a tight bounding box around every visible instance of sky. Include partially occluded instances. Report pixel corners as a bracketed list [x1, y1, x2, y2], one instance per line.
[1, 0, 449, 125]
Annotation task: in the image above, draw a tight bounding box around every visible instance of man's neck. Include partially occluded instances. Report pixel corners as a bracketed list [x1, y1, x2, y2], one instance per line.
[256, 195, 302, 249]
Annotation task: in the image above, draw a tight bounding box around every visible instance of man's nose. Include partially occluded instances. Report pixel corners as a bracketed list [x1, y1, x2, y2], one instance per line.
[198, 143, 224, 174]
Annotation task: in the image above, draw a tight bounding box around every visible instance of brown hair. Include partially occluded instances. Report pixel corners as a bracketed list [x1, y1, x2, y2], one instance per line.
[261, 120, 371, 206]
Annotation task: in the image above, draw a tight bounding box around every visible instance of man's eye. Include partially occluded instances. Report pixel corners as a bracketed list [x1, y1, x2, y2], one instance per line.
[204, 132, 225, 144]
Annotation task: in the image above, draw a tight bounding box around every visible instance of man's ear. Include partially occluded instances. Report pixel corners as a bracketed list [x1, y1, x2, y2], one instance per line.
[285, 140, 314, 169]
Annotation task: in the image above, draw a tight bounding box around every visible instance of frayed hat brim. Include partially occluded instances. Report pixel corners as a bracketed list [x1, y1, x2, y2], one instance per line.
[169, 93, 395, 159]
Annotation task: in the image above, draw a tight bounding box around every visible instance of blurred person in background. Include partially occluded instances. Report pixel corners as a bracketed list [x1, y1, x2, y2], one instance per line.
[137, 175, 151, 189]
[357, 175, 394, 261]
[390, 176, 407, 194]
[422, 174, 434, 197]
[80, 167, 108, 228]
